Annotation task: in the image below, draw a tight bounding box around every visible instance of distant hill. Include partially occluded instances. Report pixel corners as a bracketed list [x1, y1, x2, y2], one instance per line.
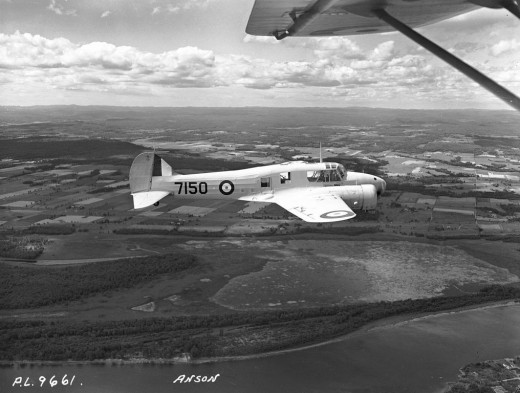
[1, 106, 518, 138]
[0, 137, 143, 161]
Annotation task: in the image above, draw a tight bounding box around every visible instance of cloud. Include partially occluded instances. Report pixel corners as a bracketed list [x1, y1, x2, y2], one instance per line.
[150, 0, 215, 16]
[242, 35, 280, 45]
[310, 37, 364, 61]
[368, 41, 395, 61]
[1, 30, 517, 108]
[47, 0, 77, 16]
[0, 32, 218, 90]
[491, 39, 520, 56]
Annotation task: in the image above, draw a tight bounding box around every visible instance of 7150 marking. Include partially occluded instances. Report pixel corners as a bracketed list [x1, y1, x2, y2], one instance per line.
[174, 182, 208, 195]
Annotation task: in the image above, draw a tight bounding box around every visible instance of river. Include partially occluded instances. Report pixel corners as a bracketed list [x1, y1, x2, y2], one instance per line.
[2, 303, 520, 393]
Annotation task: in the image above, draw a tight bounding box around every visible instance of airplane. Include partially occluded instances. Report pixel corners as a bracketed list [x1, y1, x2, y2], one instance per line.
[129, 151, 386, 223]
[245, 0, 520, 112]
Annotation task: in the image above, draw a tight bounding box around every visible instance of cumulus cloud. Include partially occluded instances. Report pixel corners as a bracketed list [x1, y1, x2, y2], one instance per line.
[242, 35, 280, 45]
[0, 32, 469, 92]
[0, 32, 218, 90]
[1, 30, 517, 108]
[491, 39, 520, 56]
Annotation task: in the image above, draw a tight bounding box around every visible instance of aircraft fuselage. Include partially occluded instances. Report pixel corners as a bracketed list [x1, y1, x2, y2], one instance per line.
[148, 161, 384, 200]
[129, 153, 386, 221]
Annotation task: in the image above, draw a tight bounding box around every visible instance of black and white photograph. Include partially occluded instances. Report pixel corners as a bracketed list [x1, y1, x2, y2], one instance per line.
[1, 1, 520, 392]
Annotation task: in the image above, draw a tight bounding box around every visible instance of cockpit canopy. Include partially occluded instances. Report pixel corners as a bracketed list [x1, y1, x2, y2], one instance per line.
[307, 163, 345, 183]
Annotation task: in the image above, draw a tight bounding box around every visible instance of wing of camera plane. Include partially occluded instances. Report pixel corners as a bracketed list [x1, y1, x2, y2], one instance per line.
[240, 188, 356, 222]
[246, 0, 520, 111]
[246, 0, 479, 37]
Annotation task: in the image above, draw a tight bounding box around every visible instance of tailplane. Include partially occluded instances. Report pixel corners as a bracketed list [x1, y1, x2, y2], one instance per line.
[129, 152, 173, 209]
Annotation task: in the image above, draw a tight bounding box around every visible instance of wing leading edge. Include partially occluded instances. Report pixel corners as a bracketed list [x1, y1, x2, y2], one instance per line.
[240, 188, 356, 223]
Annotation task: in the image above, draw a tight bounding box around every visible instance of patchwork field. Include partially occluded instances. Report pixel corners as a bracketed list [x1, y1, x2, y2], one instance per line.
[1, 107, 520, 328]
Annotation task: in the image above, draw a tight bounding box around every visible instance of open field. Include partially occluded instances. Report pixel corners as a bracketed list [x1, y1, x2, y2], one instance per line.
[2, 233, 520, 323]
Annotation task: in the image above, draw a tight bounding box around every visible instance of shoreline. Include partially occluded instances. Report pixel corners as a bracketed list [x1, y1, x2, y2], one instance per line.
[3, 299, 518, 368]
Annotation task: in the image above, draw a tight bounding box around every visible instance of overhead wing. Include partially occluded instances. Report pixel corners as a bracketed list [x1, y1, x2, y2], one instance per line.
[246, 0, 478, 37]
[246, 0, 520, 111]
[241, 188, 356, 223]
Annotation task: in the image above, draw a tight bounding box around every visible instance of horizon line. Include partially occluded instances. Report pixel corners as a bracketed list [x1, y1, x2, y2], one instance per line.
[0, 104, 516, 112]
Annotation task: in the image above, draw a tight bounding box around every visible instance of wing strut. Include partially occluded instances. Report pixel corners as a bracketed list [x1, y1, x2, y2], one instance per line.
[371, 8, 520, 111]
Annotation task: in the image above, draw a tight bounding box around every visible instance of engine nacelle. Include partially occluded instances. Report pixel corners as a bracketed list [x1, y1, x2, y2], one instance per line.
[335, 184, 378, 211]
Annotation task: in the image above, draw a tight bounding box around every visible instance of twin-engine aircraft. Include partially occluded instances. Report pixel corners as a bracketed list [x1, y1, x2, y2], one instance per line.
[246, 0, 520, 111]
[130, 152, 386, 223]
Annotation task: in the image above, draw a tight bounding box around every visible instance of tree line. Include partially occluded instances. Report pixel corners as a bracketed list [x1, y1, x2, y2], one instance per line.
[1, 285, 519, 362]
[0, 253, 197, 309]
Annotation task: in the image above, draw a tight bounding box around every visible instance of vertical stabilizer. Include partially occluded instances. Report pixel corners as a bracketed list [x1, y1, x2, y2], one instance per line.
[129, 152, 173, 209]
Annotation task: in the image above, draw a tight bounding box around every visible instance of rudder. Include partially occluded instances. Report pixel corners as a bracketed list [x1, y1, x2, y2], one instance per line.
[129, 152, 173, 209]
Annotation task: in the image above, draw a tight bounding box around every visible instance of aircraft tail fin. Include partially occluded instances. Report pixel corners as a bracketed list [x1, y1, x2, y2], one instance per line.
[129, 152, 173, 209]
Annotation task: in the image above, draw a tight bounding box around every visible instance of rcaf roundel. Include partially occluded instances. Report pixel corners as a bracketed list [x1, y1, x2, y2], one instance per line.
[320, 210, 355, 219]
[219, 180, 234, 195]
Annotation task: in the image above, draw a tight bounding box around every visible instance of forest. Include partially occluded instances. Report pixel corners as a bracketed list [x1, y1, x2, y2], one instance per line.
[0, 137, 143, 161]
[1, 285, 519, 362]
[0, 253, 197, 309]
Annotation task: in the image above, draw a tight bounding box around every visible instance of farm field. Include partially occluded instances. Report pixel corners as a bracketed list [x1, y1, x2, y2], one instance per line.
[0, 106, 520, 328]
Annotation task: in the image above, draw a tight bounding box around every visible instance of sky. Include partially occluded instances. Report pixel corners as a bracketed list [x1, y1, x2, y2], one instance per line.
[0, 0, 519, 109]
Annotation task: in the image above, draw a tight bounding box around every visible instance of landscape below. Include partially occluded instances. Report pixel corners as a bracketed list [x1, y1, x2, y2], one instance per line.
[1, 107, 520, 393]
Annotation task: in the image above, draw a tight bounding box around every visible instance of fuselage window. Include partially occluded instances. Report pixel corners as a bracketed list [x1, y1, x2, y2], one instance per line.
[280, 172, 291, 184]
[261, 177, 271, 188]
[307, 171, 319, 182]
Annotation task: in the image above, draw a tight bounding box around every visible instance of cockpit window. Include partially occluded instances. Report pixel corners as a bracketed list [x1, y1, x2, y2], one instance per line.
[337, 165, 345, 179]
[307, 167, 344, 183]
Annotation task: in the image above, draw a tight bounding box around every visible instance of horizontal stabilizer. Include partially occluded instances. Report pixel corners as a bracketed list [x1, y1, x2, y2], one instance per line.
[132, 191, 169, 209]
[130, 152, 173, 209]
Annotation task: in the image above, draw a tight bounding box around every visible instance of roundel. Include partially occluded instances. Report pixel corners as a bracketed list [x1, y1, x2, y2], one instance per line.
[320, 210, 354, 219]
[219, 180, 235, 196]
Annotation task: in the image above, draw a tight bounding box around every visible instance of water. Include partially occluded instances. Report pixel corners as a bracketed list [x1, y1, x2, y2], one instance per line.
[209, 240, 518, 309]
[2, 304, 520, 393]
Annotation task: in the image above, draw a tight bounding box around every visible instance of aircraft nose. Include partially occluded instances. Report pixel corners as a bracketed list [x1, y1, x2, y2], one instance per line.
[377, 177, 386, 196]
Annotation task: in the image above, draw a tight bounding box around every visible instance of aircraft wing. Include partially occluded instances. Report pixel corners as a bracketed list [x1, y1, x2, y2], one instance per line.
[246, 0, 478, 37]
[241, 188, 356, 223]
[246, 0, 520, 111]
